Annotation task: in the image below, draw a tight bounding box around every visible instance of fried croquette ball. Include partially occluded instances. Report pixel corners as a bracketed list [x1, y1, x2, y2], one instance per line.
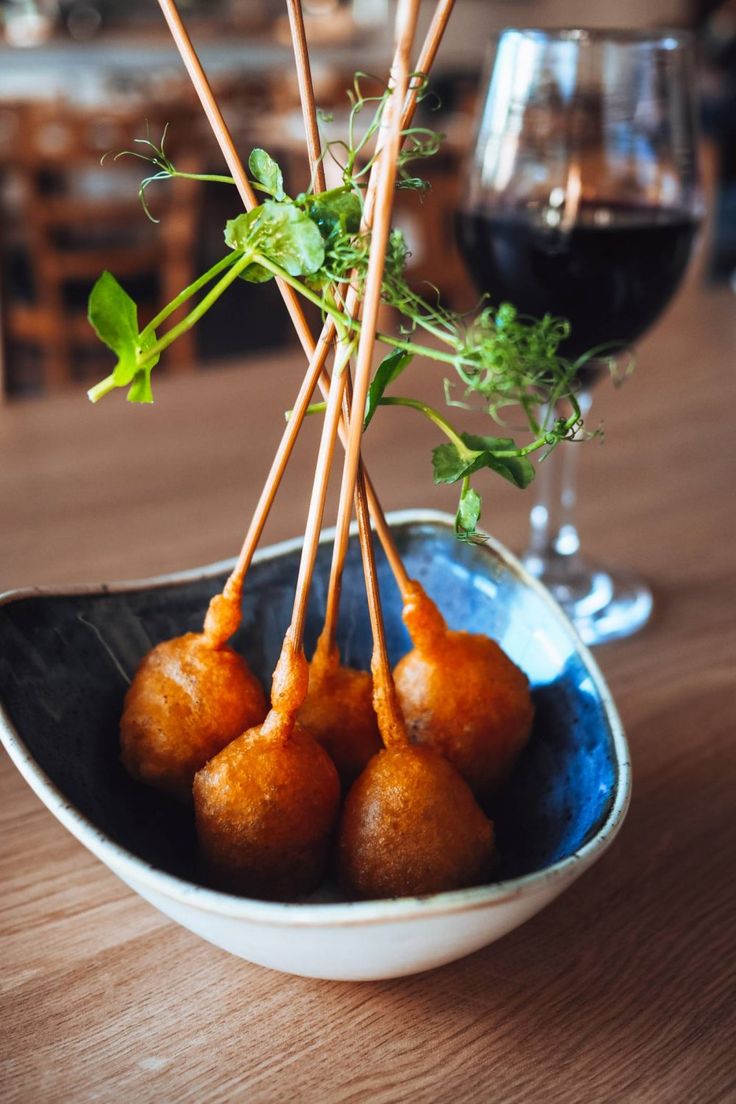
[393, 582, 534, 802]
[193, 718, 340, 899]
[298, 639, 381, 789]
[338, 744, 494, 899]
[120, 632, 267, 801]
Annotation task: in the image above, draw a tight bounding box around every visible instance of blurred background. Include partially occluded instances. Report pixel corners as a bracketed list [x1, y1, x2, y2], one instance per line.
[0, 0, 733, 398]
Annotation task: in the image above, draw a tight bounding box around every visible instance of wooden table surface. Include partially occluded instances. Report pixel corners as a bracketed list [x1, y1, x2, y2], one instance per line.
[1, 278, 735, 1103]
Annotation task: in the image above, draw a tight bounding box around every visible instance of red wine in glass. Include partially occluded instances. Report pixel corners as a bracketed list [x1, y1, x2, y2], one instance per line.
[457, 29, 703, 644]
[456, 203, 699, 379]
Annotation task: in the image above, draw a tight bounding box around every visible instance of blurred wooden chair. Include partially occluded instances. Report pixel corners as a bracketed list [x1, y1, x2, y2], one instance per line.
[0, 99, 202, 396]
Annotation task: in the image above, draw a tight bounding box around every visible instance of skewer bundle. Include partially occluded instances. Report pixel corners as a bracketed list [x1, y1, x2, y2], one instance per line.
[119, 0, 534, 901]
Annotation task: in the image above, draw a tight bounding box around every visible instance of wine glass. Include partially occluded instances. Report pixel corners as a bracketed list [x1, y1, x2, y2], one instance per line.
[456, 29, 702, 644]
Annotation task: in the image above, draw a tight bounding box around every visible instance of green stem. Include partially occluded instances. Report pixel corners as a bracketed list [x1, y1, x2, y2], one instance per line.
[139, 252, 253, 366]
[87, 374, 118, 404]
[253, 255, 340, 318]
[170, 171, 235, 186]
[295, 397, 581, 454]
[378, 396, 473, 458]
[141, 253, 238, 339]
[252, 256, 467, 372]
[379, 395, 583, 459]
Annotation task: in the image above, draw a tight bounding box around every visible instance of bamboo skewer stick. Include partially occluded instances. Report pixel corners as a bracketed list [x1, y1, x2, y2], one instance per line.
[264, 345, 350, 733]
[160, 0, 450, 617]
[284, 0, 392, 653]
[404, 0, 456, 127]
[157, 0, 315, 360]
[283, 0, 413, 608]
[265, 5, 420, 729]
[328, 0, 421, 741]
[287, 349, 350, 653]
[285, 0, 325, 195]
[318, 375, 356, 655]
[354, 465, 406, 747]
[157, 0, 452, 405]
[208, 321, 339, 623]
[285, 2, 457, 599]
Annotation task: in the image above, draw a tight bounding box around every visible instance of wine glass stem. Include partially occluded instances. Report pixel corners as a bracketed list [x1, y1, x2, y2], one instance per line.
[525, 390, 593, 583]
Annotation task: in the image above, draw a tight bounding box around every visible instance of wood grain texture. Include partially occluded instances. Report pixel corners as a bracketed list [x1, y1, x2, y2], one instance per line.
[1, 280, 735, 1104]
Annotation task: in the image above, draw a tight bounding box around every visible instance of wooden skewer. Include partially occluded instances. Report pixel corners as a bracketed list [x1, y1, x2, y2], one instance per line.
[213, 320, 338, 612]
[319, 372, 357, 653]
[338, 0, 420, 538]
[285, 0, 325, 195]
[264, 342, 350, 729]
[157, 0, 315, 359]
[404, 0, 456, 128]
[283, 0, 456, 599]
[160, 0, 450, 617]
[327, 0, 420, 742]
[284, 0, 397, 651]
[287, 349, 350, 654]
[354, 464, 407, 747]
[284, 0, 413, 607]
[264, 6, 421, 731]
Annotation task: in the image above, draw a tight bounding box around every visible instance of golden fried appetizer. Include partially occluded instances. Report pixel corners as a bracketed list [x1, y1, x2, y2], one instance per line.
[338, 744, 494, 899]
[120, 592, 267, 800]
[393, 581, 533, 802]
[297, 635, 381, 789]
[193, 638, 341, 899]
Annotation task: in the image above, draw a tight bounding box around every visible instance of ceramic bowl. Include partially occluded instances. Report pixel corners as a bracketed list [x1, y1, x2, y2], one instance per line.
[0, 510, 630, 981]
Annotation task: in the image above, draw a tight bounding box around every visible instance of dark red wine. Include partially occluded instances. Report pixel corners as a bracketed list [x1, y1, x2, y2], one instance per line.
[455, 204, 699, 368]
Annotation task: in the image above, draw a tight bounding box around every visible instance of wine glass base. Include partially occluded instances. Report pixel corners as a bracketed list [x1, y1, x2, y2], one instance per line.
[523, 556, 653, 646]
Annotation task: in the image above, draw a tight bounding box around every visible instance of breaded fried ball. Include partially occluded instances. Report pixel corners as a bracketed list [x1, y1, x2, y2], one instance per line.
[193, 719, 340, 899]
[338, 744, 494, 900]
[120, 632, 267, 801]
[298, 640, 381, 789]
[393, 582, 534, 802]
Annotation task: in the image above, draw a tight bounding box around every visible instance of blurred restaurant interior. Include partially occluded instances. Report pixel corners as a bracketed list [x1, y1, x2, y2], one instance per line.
[0, 0, 734, 398]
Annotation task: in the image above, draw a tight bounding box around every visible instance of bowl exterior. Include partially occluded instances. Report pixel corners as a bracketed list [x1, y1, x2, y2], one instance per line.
[120, 866, 569, 981]
[0, 510, 630, 980]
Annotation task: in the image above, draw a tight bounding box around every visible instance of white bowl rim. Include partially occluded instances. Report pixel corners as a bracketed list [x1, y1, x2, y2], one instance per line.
[0, 508, 631, 928]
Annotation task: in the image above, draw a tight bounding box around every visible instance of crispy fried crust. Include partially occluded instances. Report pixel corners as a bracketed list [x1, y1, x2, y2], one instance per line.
[193, 721, 341, 899]
[120, 633, 267, 800]
[298, 648, 381, 790]
[338, 744, 494, 899]
[394, 626, 533, 801]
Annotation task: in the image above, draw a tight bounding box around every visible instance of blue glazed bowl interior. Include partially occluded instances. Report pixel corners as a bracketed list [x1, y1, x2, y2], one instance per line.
[0, 519, 617, 893]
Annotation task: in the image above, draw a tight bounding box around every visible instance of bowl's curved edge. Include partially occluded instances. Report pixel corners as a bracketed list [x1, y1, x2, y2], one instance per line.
[0, 508, 631, 929]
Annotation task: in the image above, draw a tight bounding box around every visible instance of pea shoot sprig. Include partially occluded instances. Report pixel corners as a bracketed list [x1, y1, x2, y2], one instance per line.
[86, 75, 596, 542]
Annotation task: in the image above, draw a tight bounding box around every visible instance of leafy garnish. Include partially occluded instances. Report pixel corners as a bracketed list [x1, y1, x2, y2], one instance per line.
[300, 188, 361, 242]
[87, 271, 139, 384]
[364, 349, 412, 429]
[455, 483, 483, 543]
[86, 75, 613, 541]
[87, 272, 160, 402]
[225, 201, 325, 280]
[248, 149, 285, 201]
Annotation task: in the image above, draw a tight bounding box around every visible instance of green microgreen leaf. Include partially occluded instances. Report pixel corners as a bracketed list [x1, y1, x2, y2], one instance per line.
[301, 188, 362, 241]
[126, 330, 159, 403]
[432, 441, 476, 484]
[87, 273, 163, 402]
[432, 433, 535, 489]
[455, 484, 484, 543]
[248, 148, 285, 201]
[87, 271, 139, 386]
[225, 200, 325, 280]
[364, 349, 412, 429]
[126, 368, 153, 403]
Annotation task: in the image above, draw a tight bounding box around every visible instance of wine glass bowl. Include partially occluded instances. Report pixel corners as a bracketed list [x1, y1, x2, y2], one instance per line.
[456, 29, 703, 644]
